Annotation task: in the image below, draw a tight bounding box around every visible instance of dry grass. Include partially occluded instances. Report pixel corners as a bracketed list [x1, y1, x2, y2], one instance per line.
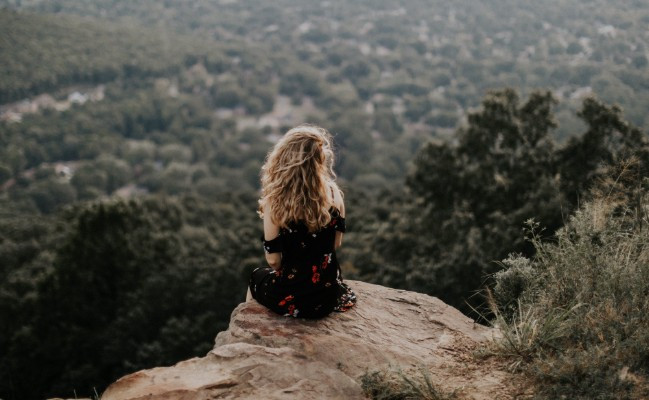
[485, 163, 649, 399]
[361, 366, 459, 400]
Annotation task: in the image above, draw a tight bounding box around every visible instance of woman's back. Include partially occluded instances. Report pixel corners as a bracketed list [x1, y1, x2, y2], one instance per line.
[249, 124, 356, 318]
[250, 206, 355, 318]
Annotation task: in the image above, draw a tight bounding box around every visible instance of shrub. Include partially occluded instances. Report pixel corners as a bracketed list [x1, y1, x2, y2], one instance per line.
[487, 162, 649, 399]
[491, 254, 537, 320]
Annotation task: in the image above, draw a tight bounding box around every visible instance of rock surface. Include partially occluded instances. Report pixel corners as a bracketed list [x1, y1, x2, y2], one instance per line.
[101, 281, 521, 399]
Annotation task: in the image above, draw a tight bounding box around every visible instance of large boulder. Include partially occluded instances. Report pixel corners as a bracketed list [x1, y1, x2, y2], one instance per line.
[101, 281, 520, 399]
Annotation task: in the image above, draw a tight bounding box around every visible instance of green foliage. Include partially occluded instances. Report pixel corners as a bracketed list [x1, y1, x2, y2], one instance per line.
[0, 195, 262, 399]
[6, 0, 649, 135]
[2, 3, 649, 398]
[27, 179, 77, 213]
[0, 81, 273, 207]
[487, 166, 649, 399]
[0, 9, 214, 103]
[559, 98, 649, 204]
[359, 89, 649, 314]
[279, 64, 323, 98]
[490, 254, 537, 320]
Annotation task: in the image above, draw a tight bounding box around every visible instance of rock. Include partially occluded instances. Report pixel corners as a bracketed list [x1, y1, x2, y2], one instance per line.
[102, 281, 521, 399]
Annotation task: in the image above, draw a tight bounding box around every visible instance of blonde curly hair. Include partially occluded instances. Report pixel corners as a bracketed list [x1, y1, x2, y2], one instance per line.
[258, 124, 342, 233]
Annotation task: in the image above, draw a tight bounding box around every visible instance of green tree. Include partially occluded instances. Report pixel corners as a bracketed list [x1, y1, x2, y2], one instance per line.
[559, 97, 649, 204]
[28, 180, 77, 214]
[399, 90, 561, 308]
[361, 89, 648, 313]
[1, 196, 257, 399]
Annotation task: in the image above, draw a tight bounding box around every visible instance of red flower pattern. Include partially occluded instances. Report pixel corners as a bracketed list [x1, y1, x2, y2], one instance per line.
[321, 253, 330, 269]
[254, 207, 356, 318]
[311, 265, 320, 284]
[278, 294, 295, 307]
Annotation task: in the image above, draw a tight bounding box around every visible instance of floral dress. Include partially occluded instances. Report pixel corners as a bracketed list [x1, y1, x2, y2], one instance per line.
[249, 206, 357, 319]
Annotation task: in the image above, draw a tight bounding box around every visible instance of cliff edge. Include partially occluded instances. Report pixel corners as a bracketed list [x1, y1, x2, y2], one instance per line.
[101, 280, 522, 399]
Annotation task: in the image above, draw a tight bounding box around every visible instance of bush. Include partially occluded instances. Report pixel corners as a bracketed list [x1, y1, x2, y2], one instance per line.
[486, 162, 649, 399]
[491, 254, 537, 320]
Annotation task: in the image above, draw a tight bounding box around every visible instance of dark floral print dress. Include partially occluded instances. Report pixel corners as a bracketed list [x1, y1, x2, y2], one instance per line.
[249, 206, 357, 319]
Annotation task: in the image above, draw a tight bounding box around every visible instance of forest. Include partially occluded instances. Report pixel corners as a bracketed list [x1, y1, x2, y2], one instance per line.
[1, 1, 649, 399]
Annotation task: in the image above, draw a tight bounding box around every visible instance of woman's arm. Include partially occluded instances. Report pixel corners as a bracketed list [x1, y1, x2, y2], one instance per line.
[333, 187, 345, 250]
[263, 202, 282, 271]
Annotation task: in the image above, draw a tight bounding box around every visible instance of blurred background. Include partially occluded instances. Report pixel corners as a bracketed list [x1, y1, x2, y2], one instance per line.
[1, 1, 648, 398]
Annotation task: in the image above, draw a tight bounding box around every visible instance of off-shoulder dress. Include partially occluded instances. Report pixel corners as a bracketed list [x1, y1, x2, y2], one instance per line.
[249, 206, 357, 319]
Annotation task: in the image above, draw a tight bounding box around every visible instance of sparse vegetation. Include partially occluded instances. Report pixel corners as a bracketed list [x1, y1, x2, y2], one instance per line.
[361, 366, 458, 400]
[486, 161, 649, 399]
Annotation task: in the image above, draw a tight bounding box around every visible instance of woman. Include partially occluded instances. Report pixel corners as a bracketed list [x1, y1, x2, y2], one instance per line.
[247, 124, 357, 318]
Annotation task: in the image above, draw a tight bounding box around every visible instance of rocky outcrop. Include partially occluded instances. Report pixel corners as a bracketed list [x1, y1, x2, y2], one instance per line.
[101, 281, 521, 399]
